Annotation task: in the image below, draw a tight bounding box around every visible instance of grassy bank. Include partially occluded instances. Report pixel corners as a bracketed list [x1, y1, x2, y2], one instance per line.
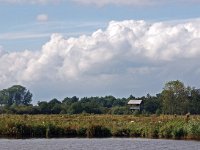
[0, 114, 200, 140]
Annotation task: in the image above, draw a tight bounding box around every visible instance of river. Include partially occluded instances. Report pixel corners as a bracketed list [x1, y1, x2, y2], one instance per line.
[0, 138, 199, 150]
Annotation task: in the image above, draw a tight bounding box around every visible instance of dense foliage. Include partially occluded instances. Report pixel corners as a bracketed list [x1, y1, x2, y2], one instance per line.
[0, 80, 200, 115]
[0, 85, 32, 106]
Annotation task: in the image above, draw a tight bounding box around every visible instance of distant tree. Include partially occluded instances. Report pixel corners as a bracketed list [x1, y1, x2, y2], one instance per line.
[62, 96, 79, 105]
[51, 103, 62, 114]
[111, 106, 129, 115]
[161, 80, 189, 114]
[37, 101, 50, 114]
[68, 102, 83, 114]
[189, 88, 200, 114]
[128, 95, 135, 100]
[2, 81, 200, 115]
[11, 105, 35, 114]
[143, 96, 161, 114]
[48, 98, 61, 107]
[112, 98, 126, 107]
[0, 85, 32, 106]
[0, 89, 9, 105]
[81, 101, 102, 114]
[48, 98, 62, 114]
[103, 96, 116, 108]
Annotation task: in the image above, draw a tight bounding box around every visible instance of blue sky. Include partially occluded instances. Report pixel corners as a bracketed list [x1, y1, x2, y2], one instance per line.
[1, 1, 200, 51]
[1, 0, 200, 102]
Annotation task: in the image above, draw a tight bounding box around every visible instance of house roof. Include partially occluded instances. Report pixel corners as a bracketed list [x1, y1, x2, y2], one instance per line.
[128, 100, 142, 105]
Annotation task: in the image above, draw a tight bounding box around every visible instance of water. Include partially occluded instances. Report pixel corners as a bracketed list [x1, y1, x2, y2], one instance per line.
[0, 138, 199, 150]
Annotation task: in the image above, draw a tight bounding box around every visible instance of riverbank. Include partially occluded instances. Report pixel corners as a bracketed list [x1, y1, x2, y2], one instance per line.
[0, 114, 199, 140]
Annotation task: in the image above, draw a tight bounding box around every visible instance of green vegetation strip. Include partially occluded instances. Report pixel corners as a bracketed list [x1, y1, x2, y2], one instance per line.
[0, 114, 200, 140]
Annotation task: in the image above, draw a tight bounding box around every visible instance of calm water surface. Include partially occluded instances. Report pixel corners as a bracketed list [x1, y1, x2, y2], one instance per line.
[0, 138, 199, 150]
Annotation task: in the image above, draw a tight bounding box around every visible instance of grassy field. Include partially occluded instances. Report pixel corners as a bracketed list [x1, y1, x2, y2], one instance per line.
[0, 114, 200, 140]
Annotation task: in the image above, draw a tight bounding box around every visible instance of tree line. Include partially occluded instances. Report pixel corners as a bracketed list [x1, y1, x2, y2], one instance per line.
[0, 80, 200, 115]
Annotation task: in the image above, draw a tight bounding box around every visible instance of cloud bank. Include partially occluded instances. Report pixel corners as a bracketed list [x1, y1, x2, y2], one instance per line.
[1, 19, 200, 100]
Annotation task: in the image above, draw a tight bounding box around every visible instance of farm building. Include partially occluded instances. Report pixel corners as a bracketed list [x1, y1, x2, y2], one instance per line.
[127, 100, 143, 111]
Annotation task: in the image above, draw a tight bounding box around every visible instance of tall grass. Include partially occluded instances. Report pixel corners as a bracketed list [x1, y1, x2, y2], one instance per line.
[0, 114, 199, 140]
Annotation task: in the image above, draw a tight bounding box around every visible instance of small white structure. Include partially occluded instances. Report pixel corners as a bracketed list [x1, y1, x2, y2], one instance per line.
[128, 100, 143, 111]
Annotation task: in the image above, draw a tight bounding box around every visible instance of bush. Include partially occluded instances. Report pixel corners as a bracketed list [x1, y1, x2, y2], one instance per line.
[64, 127, 77, 137]
[46, 124, 65, 138]
[149, 125, 159, 138]
[0, 122, 32, 138]
[130, 129, 142, 137]
[87, 125, 111, 138]
[172, 126, 186, 139]
[31, 124, 46, 138]
[159, 124, 173, 138]
[77, 127, 87, 137]
[187, 121, 200, 139]
[112, 128, 130, 137]
[133, 110, 140, 116]
[14, 122, 32, 138]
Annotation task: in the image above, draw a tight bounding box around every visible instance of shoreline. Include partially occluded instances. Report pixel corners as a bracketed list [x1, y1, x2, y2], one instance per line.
[0, 137, 199, 142]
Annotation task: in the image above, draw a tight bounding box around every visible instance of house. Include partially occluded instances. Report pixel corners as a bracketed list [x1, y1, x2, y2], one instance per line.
[127, 100, 143, 111]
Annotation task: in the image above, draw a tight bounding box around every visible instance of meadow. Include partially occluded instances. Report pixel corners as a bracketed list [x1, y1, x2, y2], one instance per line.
[0, 114, 200, 140]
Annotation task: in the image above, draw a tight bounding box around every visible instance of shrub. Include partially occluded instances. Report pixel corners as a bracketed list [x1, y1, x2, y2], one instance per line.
[64, 127, 77, 137]
[129, 126, 142, 137]
[187, 121, 200, 139]
[128, 122, 146, 137]
[14, 122, 32, 138]
[149, 125, 159, 138]
[172, 126, 186, 139]
[159, 124, 173, 138]
[112, 128, 130, 137]
[46, 124, 65, 138]
[87, 125, 111, 138]
[77, 127, 87, 137]
[31, 124, 46, 138]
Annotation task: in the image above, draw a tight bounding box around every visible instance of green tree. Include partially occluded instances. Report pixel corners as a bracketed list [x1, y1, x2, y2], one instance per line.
[48, 98, 61, 107]
[143, 96, 161, 114]
[111, 106, 129, 115]
[51, 103, 62, 114]
[161, 80, 189, 114]
[0, 85, 32, 106]
[37, 101, 50, 114]
[128, 94, 135, 100]
[0, 89, 9, 105]
[103, 96, 116, 108]
[189, 88, 200, 114]
[68, 102, 83, 114]
[62, 96, 79, 105]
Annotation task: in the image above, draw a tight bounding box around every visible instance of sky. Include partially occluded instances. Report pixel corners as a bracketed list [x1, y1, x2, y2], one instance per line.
[1, 0, 200, 102]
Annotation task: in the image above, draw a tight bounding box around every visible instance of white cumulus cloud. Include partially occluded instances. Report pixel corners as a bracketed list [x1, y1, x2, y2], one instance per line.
[0, 46, 5, 56]
[36, 14, 49, 22]
[1, 19, 200, 100]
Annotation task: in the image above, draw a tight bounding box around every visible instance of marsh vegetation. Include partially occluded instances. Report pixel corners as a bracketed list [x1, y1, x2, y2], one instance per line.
[0, 114, 200, 140]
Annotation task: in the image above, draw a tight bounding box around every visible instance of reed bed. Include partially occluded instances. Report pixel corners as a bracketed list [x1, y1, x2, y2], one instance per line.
[0, 114, 199, 140]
